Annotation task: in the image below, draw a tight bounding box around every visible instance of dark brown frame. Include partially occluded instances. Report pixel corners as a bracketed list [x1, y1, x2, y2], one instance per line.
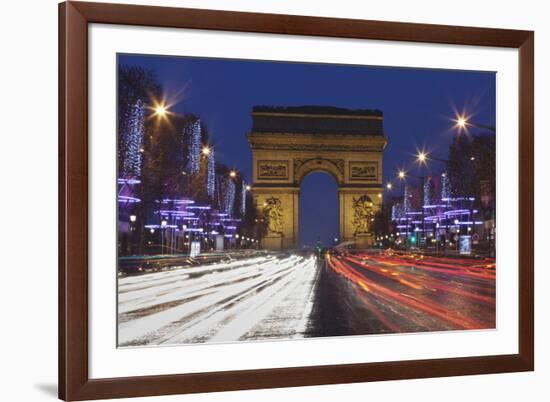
[59, 1, 534, 400]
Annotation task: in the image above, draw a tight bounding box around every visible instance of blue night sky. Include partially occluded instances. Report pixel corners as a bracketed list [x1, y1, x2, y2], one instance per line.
[119, 54, 496, 247]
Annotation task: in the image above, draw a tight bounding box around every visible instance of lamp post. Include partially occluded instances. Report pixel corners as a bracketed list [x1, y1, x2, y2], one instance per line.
[414, 150, 452, 250]
[395, 170, 410, 248]
[181, 224, 188, 255]
[453, 113, 495, 256]
[160, 219, 167, 255]
[129, 214, 137, 255]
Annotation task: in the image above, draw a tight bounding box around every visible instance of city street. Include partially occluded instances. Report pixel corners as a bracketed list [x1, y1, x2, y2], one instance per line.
[312, 251, 495, 336]
[118, 250, 495, 347]
[118, 253, 319, 346]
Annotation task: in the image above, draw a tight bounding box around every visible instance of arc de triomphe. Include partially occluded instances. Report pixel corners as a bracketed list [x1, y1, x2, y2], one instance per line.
[247, 106, 388, 250]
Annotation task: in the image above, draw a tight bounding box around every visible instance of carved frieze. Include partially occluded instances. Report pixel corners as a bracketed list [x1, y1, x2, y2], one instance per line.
[257, 160, 289, 180]
[349, 161, 378, 181]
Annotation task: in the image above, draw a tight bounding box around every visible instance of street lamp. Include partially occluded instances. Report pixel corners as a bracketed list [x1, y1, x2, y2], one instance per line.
[398, 170, 406, 180]
[229, 170, 237, 178]
[455, 114, 468, 130]
[245, 185, 251, 191]
[128, 215, 137, 255]
[453, 112, 495, 134]
[160, 220, 168, 255]
[152, 100, 170, 120]
[416, 150, 428, 165]
[386, 182, 393, 190]
[202, 146, 211, 156]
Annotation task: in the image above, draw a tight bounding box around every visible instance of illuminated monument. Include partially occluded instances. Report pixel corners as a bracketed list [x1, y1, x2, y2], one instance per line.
[247, 106, 388, 250]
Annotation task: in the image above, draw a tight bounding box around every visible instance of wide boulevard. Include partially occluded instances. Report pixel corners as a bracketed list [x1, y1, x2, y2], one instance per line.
[118, 250, 495, 347]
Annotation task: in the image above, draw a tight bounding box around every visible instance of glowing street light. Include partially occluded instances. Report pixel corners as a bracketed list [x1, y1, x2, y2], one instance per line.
[245, 185, 251, 191]
[453, 112, 495, 134]
[161, 220, 167, 227]
[129, 214, 137, 223]
[202, 146, 211, 156]
[455, 114, 468, 130]
[398, 170, 406, 180]
[155, 105, 167, 117]
[416, 151, 428, 164]
[386, 182, 393, 190]
[229, 170, 237, 178]
[152, 101, 170, 119]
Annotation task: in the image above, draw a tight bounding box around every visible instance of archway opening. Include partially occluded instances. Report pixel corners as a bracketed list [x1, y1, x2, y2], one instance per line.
[299, 172, 339, 248]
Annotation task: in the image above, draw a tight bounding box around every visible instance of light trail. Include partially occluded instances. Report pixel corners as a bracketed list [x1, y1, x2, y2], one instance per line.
[343, 254, 495, 305]
[326, 252, 495, 331]
[358, 252, 496, 281]
[118, 254, 319, 346]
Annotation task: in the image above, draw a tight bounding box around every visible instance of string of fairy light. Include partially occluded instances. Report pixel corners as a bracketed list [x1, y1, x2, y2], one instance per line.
[222, 178, 236, 217]
[121, 99, 145, 179]
[423, 177, 432, 207]
[441, 172, 451, 200]
[118, 97, 258, 254]
[241, 181, 247, 216]
[203, 146, 216, 198]
[186, 120, 202, 174]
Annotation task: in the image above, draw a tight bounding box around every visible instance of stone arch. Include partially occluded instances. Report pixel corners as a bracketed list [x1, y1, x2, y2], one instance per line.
[247, 105, 388, 250]
[294, 157, 344, 185]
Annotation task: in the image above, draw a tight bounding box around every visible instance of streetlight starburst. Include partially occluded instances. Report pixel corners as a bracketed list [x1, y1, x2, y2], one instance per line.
[150, 99, 172, 121]
[453, 112, 472, 133]
[416, 150, 428, 165]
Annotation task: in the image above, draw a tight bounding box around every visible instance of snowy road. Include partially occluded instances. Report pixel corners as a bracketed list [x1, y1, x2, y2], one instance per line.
[118, 254, 319, 346]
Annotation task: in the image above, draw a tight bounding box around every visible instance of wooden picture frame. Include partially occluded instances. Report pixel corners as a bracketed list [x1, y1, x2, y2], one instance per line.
[59, 1, 534, 400]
